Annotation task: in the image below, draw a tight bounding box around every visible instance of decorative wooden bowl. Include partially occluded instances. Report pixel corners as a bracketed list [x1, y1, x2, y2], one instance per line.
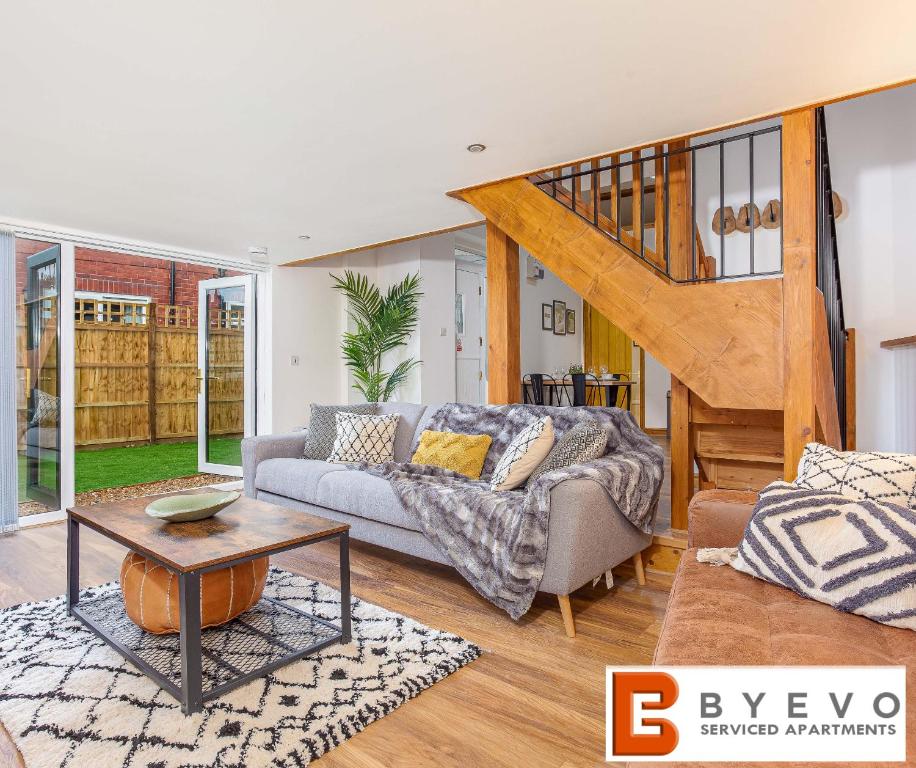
[144, 490, 241, 523]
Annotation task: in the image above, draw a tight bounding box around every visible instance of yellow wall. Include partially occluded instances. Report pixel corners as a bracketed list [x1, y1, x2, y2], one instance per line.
[583, 302, 632, 376]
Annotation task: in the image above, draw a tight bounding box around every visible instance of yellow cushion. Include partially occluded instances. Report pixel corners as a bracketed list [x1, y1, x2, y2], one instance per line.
[411, 429, 492, 479]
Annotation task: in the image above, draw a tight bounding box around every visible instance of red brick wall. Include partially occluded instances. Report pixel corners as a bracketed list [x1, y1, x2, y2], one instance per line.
[14, 239, 241, 313]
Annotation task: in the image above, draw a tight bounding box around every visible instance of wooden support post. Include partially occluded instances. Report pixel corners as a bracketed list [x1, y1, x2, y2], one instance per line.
[654, 146, 666, 269]
[486, 222, 521, 404]
[845, 328, 856, 450]
[781, 109, 818, 480]
[638, 346, 646, 428]
[631, 150, 643, 244]
[609, 153, 620, 226]
[666, 139, 692, 280]
[147, 303, 157, 444]
[670, 375, 692, 531]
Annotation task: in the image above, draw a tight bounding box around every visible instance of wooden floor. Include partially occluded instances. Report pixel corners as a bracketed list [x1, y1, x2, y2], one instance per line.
[0, 521, 672, 767]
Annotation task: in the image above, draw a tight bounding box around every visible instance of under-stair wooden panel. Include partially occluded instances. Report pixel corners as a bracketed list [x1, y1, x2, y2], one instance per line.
[691, 394, 784, 496]
[460, 177, 785, 411]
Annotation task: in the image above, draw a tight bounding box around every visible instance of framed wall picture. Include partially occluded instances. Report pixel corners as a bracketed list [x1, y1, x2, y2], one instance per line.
[541, 303, 553, 331]
[566, 309, 576, 334]
[553, 300, 567, 335]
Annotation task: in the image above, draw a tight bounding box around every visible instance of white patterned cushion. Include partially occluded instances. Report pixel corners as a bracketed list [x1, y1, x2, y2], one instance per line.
[796, 443, 916, 510]
[302, 403, 376, 460]
[490, 416, 554, 491]
[328, 412, 399, 464]
[527, 420, 609, 485]
[29, 388, 59, 427]
[727, 481, 916, 630]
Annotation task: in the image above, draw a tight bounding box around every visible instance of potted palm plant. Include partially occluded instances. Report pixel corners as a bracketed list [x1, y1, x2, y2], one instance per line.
[331, 270, 422, 402]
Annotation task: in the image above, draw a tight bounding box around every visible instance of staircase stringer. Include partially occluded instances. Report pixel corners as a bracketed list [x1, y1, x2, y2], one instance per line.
[462, 177, 785, 411]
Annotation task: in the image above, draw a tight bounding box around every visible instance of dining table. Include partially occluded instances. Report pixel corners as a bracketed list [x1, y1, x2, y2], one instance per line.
[537, 376, 634, 410]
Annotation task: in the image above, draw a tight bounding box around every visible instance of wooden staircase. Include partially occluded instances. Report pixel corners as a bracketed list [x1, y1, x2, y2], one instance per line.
[453, 108, 854, 537]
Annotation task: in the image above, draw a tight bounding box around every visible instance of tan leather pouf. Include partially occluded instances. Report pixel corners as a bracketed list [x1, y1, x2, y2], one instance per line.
[120, 551, 269, 634]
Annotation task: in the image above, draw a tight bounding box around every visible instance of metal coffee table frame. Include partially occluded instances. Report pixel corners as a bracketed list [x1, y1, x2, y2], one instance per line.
[66, 515, 351, 715]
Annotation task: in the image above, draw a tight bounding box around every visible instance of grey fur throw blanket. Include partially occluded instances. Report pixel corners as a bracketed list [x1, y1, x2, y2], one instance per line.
[359, 403, 664, 620]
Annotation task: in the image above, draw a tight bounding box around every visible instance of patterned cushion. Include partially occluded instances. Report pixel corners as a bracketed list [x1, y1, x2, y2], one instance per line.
[728, 481, 916, 630]
[29, 388, 59, 427]
[328, 412, 399, 464]
[796, 442, 916, 510]
[302, 403, 376, 460]
[527, 420, 609, 485]
[490, 416, 554, 491]
[411, 429, 493, 479]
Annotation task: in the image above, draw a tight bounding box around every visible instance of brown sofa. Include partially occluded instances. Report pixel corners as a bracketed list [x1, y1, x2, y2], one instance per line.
[636, 489, 916, 768]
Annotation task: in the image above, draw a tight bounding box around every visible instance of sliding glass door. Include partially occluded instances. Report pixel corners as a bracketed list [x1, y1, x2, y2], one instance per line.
[19, 244, 62, 513]
[197, 275, 256, 476]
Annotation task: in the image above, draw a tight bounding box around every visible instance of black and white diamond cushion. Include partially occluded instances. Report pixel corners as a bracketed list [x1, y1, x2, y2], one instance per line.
[796, 442, 916, 510]
[726, 480, 916, 629]
[328, 412, 400, 464]
[490, 416, 554, 491]
[302, 403, 376, 460]
[527, 420, 610, 485]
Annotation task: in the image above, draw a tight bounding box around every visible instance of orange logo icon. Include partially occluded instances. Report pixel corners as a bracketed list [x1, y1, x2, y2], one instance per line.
[612, 671, 680, 756]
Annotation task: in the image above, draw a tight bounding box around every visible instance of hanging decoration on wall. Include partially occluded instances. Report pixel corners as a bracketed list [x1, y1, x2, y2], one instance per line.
[711, 206, 736, 235]
[736, 202, 761, 233]
[761, 199, 782, 230]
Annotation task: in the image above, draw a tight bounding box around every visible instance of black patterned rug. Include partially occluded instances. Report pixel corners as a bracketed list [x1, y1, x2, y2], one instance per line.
[0, 569, 481, 767]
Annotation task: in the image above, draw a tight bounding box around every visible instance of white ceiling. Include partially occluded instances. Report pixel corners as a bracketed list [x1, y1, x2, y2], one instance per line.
[1, 1, 914, 266]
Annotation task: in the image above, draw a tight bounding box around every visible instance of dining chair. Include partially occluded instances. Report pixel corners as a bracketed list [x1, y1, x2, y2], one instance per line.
[584, 373, 602, 406]
[604, 373, 631, 409]
[523, 373, 547, 405]
[562, 373, 589, 407]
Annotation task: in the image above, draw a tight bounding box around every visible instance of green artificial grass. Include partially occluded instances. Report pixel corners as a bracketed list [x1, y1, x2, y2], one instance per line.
[73, 438, 242, 494]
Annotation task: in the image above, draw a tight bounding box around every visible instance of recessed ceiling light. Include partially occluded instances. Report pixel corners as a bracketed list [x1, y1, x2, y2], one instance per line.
[298, 234, 311, 240]
[466, 143, 486, 153]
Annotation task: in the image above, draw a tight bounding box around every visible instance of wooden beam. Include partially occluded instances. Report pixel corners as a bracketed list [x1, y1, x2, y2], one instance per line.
[666, 139, 692, 280]
[147, 304, 157, 444]
[486, 222, 520, 404]
[670, 375, 692, 530]
[638, 346, 646, 428]
[781, 109, 818, 480]
[814, 293, 842, 449]
[609, 154, 619, 225]
[631, 150, 643, 247]
[845, 328, 856, 450]
[654, 147, 666, 269]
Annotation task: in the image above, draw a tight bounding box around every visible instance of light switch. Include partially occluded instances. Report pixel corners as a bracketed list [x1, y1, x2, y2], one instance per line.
[290, 355, 300, 366]
[440, 327, 447, 337]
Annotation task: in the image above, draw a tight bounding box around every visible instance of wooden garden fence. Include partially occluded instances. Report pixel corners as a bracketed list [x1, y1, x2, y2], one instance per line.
[17, 299, 244, 448]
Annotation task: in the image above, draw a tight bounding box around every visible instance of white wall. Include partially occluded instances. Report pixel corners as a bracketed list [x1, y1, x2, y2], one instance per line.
[268, 232, 459, 428]
[519, 247, 583, 376]
[269, 258, 348, 432]
[371, 232, 457, 404]
[692, 120, 783, 277]
[827, 84, 916, 451]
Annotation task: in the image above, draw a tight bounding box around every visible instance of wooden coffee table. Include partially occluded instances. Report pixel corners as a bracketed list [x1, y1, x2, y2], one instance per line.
[66, 493, 351, 714]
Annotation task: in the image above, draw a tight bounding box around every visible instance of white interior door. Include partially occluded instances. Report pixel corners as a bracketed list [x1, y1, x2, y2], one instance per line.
[197, 275, 255, 476]
[455, 266, 484, 404]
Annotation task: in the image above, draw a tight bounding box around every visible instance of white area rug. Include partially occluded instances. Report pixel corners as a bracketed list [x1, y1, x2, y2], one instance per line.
[0, 569, 480, 767]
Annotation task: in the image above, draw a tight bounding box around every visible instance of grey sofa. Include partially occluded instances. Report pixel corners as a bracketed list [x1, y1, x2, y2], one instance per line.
[242, 402, 654, 636]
